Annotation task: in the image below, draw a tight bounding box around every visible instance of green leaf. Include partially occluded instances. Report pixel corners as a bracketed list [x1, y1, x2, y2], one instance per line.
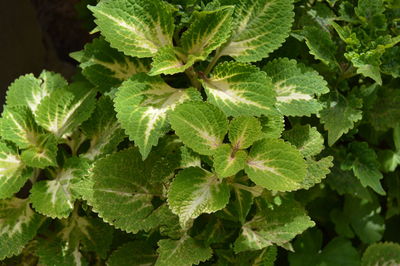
[0, 106, 44, 149]
[301, 26, 337, 66]
[89, 0, 175, 58]
[180, 6, 233, 64]
[20, 134, 58, 168]
[35, 84, 96, 138]
[169, 102, 228, 156]
[149, 46, 189, 76]
[319, 92, 363, 146]
[263, 58, 329, 116]
[168, 167, 230, 227]
[344, 196, 385, 244]
[202, 62, 276, 117]
[245, 139, 307, 192]
[108, 241, 157, 266]
[213, 144, 247, 178]
[282, 125, 324, 157]
[219, 0, 294, 62]
[115, 74, 200, 159]
[347, 142, 385, 195]
[361, 242, 400, 266]
[0, 198, 42, 260]
[381, 46, 400, 78]
[260, 112, 285, 139]
[71, 38, 150, 90]
[90, 147, 179, 233]
[36, 239, 88, 266]
[229, 116, 263, 150]
[368, 88, 400, 132]
[234, 196, 314, 253]
[6, 71, 67, 113]
[180, 146, 202, 168]
[81, 96, 126, 160]
[29, 157, 89, 218]
[0, 142, 32, 199]
[355, 0, 386, 31]
[156, 235, 212, 266]
[301, 156, 334, 189]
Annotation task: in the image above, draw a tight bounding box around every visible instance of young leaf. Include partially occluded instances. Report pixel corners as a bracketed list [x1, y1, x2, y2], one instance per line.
[169, 102, 228, 155]
[71, 38, 150, 90]
[0, 142, 32, 199]
[229, 116, 263, 150]
[90, 147, 178, 233]
[202, 62, 276, 117]
[35, 84, 96, 138]
[81, 96, 126, 161]
[259, 112, 285, 139]
[0, 198, 42, 260]
[213, 144, 247, 178]
[114, 74, 201, 159]
[156, 235, 212, 266]
[361, 242, 400, 266]
[6, 71, 67, 113]
[180, 6, 233, 64]
[234, 197, 315, 253]
[149, 46, 189, 76]
[219, 0, 294, 62]
[29, 157, 89, 218]
[301, 156, 334, 189]
[89, 0, 175, 58]
[301, 26, 337, 66]
[263, 58, 329, 116]
[319, 92, 363, 146]
[245, 139, 307, 192]
[282, 125, 324, 157]
[168, 167, 230, 227]
[20, 134, 58, 168]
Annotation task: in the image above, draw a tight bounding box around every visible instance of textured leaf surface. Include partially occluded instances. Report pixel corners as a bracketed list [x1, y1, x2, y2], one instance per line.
[319, 93, 363, 146]
[71, 38, 150, 90]
[245, 139, 307, 192]
[89, 0, 175, 58]
[181, 6, 233, 63]
[81, 97, 125, 160]
[0, 142, 32, 199]
[301, 156, 334, 189]
[219, 0, 294, 62]
[90, 146, 179, 233]
[20, 134, 58, 168]
[30, 157, 89, 218]
[234, 197, 314, 253]
[229, 116, 263, 150]
[115, 74, 200, 158]
[156, 235, 212, 266]
[202, 62, 276, 117]
[6, 71, 67, 113]
[36, 239, 87, 266]
[149, 46, 189, 76]
[35, 84, 96, 137]
[213, 144, 247, 178]
[301, 26, 337, 66]
[168, 167, 230, 227]
[108, 241, 157, 266]
[169, 102, 228, 155]
[0, 198, 42, 260]
[263, 58, 329, 116]
[347, 142, 385, 195]
[282, 125, 324, 157]
[260, 112, 285, 139]
[361, 242, 400, 266]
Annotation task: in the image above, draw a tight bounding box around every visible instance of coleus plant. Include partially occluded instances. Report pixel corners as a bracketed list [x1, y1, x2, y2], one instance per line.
[1, 0, 400, 265]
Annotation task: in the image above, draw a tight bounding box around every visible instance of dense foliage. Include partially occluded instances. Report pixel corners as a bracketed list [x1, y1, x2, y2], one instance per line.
[1, 0, 400, 265]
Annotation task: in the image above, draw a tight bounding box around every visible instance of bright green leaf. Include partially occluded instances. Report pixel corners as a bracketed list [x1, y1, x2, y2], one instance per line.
[282, 125, 324, 157]
[229, 116, 263, 150]
[361, 242, 400, 266]
[213, 144, 247, 178]
[20, 134, 58, 168]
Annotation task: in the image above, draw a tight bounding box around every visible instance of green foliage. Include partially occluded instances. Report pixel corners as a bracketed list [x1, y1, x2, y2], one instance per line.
[1, 0, 399, 264]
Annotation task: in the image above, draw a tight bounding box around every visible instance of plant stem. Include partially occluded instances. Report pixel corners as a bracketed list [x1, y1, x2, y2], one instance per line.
[204, 49, 222, 75]
[184, 67, 202, 90]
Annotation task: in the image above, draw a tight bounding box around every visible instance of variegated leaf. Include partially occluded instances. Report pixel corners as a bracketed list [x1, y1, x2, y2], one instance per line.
[219, 0, 294, 62]
[202, 61, 276, 117]
[169, 102, 228, 156]
[115, 74, 201, 159]
[168, 167, 231, 227]
[89, 0, 175, 58]
[263, 58, 329, 116]
[229, 116, 263, 150]
[213, 144, 247, 178]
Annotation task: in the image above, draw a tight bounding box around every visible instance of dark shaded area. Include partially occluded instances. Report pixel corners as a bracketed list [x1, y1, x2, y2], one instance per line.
[0, 0, 93, 111]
